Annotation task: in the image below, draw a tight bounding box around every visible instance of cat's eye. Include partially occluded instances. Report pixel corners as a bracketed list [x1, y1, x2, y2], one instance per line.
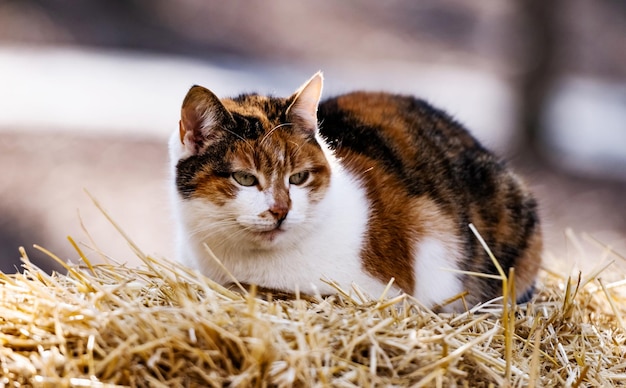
[232, 171, 258, 187]
[289, 171, 310, 185]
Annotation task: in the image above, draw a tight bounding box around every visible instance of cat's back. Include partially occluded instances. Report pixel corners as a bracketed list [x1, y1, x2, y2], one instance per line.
[319, 91, 474, 148]
[318, 91, 495, 199]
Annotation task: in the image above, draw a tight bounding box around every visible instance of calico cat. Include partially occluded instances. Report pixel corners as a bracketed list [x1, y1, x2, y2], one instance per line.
[169, 72, 542, 311]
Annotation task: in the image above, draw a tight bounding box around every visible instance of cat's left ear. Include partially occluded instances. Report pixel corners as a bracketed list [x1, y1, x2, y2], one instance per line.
[286, 71, 323, 132]
[179, 85, 235, 155]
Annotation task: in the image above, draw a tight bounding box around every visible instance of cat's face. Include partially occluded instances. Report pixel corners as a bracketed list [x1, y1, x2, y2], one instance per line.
[171, 73, 331, 250]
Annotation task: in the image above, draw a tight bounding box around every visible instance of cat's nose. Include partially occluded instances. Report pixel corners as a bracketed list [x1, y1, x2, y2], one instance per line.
[269, 203, 289, 224]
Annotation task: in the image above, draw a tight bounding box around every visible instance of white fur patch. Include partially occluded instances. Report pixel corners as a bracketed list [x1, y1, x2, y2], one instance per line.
[413, 237, 463, 311]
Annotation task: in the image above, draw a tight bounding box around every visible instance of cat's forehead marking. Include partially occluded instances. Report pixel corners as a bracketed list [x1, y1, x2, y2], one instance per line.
[228, 135, 288, 177]
[219, 96, 293, 144]
[223, 95, 288, 122]
[223, 99, 270, 124]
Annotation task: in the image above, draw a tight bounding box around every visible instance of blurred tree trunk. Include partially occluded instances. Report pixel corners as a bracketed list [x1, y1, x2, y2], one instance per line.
[517, 0, 561, 159]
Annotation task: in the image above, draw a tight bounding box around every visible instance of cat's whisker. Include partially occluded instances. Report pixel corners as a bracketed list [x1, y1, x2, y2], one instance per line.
[190, 223, 240, 239]
[220, 126, 255, 152]
[186, 220, 236, 233]
[288, 140, 306, 159]
[261, 122, 293, 144]
[186, 223, 241, 242]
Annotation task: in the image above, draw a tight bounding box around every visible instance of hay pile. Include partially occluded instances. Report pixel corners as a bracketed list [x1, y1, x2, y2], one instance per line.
[1, 219, 625, 386]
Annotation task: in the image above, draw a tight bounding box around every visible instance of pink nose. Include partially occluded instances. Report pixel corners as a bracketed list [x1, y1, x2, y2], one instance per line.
[269, 203, 289, 223]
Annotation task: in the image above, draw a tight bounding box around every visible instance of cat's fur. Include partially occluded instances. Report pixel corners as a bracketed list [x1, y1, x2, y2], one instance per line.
[169, 72, 542, 311]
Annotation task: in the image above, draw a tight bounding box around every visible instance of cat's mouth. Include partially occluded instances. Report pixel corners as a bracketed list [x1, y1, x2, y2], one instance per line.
[237, 217, 288, 244]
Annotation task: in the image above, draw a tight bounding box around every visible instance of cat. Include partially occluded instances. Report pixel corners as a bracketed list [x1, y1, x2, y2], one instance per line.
[169, 72, 542, 311]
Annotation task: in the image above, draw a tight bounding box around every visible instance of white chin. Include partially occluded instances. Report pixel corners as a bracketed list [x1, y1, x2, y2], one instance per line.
[246, 228, 286, 248]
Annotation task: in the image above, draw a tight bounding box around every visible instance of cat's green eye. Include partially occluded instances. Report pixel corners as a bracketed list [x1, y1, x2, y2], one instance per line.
[289, 171, 310, 185]
[232, 171, 258, 187]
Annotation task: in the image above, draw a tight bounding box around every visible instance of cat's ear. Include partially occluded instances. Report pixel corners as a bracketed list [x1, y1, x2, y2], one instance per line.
[286, 71, 323, 132]
[179, 85, 235, 155]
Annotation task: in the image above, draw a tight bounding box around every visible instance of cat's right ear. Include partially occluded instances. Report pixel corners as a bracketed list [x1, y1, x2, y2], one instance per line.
[179, 85, 234, 155]
[286, 71, 324, 133]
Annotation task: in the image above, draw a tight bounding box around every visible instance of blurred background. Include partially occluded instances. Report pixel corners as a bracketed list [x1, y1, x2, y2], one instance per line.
[0, 0, 625, 274]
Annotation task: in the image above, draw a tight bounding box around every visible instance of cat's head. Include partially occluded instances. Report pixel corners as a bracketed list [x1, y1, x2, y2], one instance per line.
[170, 72, 331, 251]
